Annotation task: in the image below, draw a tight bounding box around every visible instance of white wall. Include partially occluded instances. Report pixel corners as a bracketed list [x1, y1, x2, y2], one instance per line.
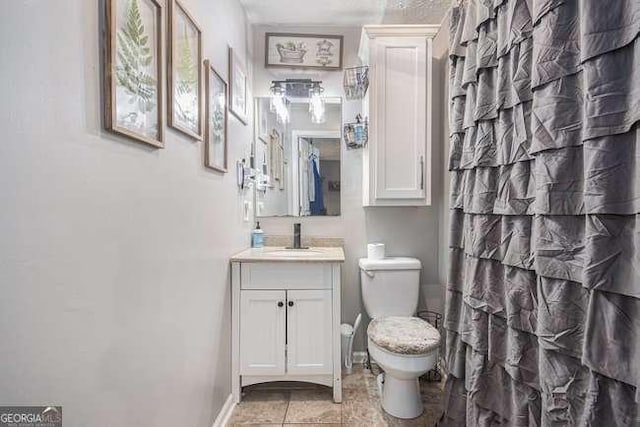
[252, 24, 446, 351]
[0, 1, 252, 426]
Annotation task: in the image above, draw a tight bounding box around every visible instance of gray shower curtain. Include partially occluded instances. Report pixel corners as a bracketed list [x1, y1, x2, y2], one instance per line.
[440, 0, 640, 425]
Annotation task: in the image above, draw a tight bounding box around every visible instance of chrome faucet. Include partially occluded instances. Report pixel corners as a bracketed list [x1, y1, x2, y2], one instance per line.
[293, 223, 302, 249]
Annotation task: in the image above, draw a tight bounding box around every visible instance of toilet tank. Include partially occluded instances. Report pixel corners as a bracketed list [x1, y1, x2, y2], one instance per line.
[359, 257, 422, 319]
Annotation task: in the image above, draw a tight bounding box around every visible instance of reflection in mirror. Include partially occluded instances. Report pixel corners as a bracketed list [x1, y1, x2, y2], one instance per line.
[255, 97, 341, 217]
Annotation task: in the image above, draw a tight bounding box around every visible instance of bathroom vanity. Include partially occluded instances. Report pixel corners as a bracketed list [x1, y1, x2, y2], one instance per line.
[230, 247, 345, 403]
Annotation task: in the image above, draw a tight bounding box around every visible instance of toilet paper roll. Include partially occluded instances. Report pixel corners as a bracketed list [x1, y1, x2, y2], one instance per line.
[368, 243, 385, 260]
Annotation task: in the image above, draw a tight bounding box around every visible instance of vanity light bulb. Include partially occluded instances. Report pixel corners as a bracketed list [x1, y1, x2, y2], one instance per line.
[309, 94, 326, 124]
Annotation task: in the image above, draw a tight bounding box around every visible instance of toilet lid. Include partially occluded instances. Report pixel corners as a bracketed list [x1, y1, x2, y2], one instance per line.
[368, 316, 441, 355]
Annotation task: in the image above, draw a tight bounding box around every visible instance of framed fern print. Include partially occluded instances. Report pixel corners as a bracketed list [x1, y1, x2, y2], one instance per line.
[204, 60, 228, 172]
[105, 0, 163, 148]
[168, 0, 203, 140]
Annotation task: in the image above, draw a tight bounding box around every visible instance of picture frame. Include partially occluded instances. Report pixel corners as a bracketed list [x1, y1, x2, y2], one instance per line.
[204, 60, 228, 173]
[280, 158, 287, 191]
[104, 0, 164, 148]
[168, 0, 203, 140]
[265, 33, 344, 70]
[277, 144, 285, 191]
[257, 101, 269, 142]
[228, 47, 248, 125]
[269, 129, 280, 181]
[267, 129, 285, 190]
[258, 136, 269, 180]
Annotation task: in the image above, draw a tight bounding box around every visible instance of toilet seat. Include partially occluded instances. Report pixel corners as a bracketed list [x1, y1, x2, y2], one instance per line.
[368, 316, 440, 355]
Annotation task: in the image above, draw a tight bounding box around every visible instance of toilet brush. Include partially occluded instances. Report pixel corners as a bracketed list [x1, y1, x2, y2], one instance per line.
[345, 313, 362, 371]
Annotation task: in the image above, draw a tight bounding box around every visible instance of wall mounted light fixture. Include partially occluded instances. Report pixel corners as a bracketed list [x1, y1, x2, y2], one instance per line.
[269, 79, 325, 124]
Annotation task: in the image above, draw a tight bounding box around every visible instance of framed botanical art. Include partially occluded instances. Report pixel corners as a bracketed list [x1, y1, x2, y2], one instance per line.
[105, 0, 163, 148]
[265, 33, 344, 70]
[168, 0, 203, 140]
[204, 60, 228, 172]
[228, 47, 248, 125]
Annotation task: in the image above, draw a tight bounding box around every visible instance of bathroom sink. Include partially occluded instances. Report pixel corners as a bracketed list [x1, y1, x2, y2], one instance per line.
[231, 246, 345, 262]
[266, 249, 323, 257]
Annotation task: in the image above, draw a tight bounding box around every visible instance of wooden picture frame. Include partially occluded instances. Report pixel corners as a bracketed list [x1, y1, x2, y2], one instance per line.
[265, 32, 344, 70]
[204, 60, 228, 173]
[104, 0, 164, 148]
[257, 99, 269, 142]
[228, 47, 248, 125]
[277, 143, 285, 190]
[269, 129, 280, 181]
[168, 0, 203, 140]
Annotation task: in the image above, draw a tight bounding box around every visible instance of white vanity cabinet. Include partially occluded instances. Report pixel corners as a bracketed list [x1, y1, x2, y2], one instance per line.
[238, 288, 333, 376]
[359, 25, 440, 207]
[230, 248, 344, 404]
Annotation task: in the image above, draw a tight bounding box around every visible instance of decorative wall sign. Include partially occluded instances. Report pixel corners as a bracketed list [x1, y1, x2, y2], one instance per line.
[229, 47, 248, 124]
[105, 0, 164, 147]
[204, 60, 228, 172]
[168, 0, 203, 140]
[265, 33, 343, 70]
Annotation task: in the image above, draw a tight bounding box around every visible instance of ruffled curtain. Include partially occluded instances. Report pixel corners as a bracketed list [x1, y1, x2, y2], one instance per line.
[441, 0, 640, 425]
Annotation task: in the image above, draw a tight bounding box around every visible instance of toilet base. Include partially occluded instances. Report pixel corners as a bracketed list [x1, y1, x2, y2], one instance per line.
[381, 375, 423, 419]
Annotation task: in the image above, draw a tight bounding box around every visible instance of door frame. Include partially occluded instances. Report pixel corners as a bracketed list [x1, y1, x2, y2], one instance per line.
[289, 130, 342, 217]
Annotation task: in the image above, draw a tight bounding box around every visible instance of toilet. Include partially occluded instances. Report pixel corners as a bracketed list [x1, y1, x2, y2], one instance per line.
[359, 257, 441, 419]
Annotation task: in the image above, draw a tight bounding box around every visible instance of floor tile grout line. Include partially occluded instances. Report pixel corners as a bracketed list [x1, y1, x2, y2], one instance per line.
[282, 390, 291, 425]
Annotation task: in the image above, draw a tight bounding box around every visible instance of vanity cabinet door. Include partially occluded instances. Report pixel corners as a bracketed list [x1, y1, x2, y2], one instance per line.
[286, 289, 333, 375]
[239, 290, 286, 375]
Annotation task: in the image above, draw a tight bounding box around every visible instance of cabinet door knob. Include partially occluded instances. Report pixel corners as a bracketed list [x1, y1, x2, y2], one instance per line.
[288, 301, 294, 307]
[277, 301, 284, 307]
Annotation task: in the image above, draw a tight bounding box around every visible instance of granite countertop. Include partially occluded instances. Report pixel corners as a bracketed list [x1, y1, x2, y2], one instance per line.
[230, 246, 345, 263]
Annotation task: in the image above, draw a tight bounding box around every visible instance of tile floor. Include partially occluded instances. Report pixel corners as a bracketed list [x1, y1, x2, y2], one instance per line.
[227, 366, 444, 426]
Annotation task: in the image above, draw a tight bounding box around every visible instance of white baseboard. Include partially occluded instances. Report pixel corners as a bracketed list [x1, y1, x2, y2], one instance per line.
[212, 394, 236, 427]
[353, 351, 368, 364]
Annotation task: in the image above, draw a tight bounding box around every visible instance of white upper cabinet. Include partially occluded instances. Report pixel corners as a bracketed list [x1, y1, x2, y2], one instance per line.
[359, 25, 439, 206]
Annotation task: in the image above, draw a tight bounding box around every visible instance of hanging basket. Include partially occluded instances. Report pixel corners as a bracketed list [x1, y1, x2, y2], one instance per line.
[343, 115, 368, 149]
[417, 310, 443, 382]
[343, 66, 369, 100]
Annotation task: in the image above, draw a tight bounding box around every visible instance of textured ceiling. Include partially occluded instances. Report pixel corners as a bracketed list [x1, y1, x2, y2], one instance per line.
[239, 0, 453, 26]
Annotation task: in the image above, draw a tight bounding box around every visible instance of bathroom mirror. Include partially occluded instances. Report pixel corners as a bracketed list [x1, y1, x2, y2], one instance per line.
[254, 97, 342, 217]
